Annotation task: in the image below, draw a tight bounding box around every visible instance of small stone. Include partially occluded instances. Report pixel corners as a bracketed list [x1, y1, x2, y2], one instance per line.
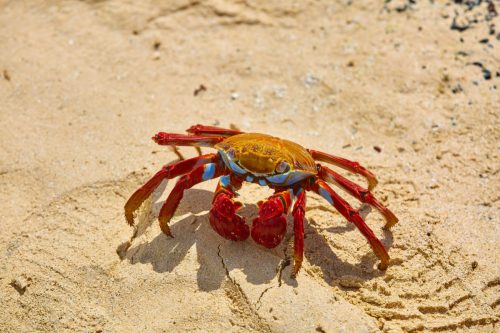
[10, 276, 32, 295]
[451, 84, 463, 94]
[303, 73, 319, 88]
[450, 15, 470, 32]
[3, 69, 10, 81]
[193, 84, 207, 96]
[254, 92, 264, 108]
[316, 326, 326, 333]
[482, 69, 492, 80]
[273, 85, 286, 98]
[338, 276, 364, 288]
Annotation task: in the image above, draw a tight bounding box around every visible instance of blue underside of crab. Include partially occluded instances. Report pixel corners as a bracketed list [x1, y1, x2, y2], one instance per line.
[217, 150, 314, 187]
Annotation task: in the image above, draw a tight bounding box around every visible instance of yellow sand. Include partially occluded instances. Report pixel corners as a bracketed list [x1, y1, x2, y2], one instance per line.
[0, 1, 498, 332]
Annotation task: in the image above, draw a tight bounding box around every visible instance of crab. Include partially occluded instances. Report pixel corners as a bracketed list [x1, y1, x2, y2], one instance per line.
[124, 124, 398, 276]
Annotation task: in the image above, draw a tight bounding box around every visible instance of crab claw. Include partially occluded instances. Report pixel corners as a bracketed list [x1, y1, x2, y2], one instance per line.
[209, 193, 249, 241]
[251, 215, 287, 248]
[258, 196, 287, 220]
[251, 191, 290, 248]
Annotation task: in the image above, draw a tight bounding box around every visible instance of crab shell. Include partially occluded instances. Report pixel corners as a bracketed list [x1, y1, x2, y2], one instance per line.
[215, 133, 317, 186]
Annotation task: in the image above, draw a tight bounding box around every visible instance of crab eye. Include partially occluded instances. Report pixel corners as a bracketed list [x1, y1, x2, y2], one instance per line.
[275, 161, 290, 173]
[227, 148, 236, 159]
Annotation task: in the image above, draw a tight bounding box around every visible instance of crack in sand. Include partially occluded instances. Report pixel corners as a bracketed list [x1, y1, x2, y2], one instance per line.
[255, 286, 274, 311]
[216, 244, 274, 333]
[255, 238, 293, 311]
[145, 1, 201, 25]
[277, 239, 292, 287]
[277, 258, 291, 287]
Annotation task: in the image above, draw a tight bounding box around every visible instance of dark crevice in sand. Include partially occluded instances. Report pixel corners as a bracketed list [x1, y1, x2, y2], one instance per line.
[277, 238, 292, 286]
[255, 286, 274, 311]
[217, 244, 274, 333]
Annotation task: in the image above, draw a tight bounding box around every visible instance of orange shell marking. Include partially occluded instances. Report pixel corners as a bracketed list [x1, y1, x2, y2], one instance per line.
[215, 133, 317, 175]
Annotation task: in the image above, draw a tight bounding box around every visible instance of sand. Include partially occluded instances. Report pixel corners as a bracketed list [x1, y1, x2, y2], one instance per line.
[0, 0, 498, 332]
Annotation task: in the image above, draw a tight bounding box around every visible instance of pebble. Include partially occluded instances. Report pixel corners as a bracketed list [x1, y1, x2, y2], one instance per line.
[303, 73, 319, 88]
[11, 276, 32, 295]
[273, 85, 286, 98]
[254, 92, 264, 108]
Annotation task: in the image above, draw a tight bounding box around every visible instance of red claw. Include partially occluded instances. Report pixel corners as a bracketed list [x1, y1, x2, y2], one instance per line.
[258, 197, 286, 220]
[251, 191, 291, 248]
[251, 215, 287, 248]
[209, 193, 249, 241]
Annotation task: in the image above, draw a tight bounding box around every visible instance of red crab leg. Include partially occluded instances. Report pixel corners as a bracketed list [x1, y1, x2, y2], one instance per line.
[319, 165, 398, 229]
[153, 132, 225, 147]
[251, 190, 292, 249]
[186, 124, 243, 137]
[209, 175, 250, 241]
[292, 189, 306, 277]
[158, 162, 228, 236]
[308, 149, 378, 190]
[311, 179, 390, 270]
[154, 132, 223, 160]
[124, 154, 218, 226]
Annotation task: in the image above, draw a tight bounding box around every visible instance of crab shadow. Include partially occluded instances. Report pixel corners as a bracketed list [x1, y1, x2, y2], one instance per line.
[123, 188, 282, 291]
[304, 221, 394, 288]
[123, 188, 393, 291]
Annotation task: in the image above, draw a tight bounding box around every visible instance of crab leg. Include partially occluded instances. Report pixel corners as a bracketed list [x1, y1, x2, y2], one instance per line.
[154, 132, 224, 160]
[124, 154, 218, 226]
[311, 179, 390, 270]
[209, 175, 250, 241]
[158, 162, 228, 236]
[308, 149, 378, 190]
[186, 123, 241, 156]
[292, 189, 306, 277]
[319, 165, 398, 229]
[186, 124, 243, 137]
[153, 132, 225, 147]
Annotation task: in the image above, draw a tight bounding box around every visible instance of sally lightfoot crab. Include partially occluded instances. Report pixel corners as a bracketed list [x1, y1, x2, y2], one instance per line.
[124, 124, 398, 276]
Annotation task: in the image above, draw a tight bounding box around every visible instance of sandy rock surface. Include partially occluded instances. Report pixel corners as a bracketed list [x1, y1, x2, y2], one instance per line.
[0, 1, 498, 332]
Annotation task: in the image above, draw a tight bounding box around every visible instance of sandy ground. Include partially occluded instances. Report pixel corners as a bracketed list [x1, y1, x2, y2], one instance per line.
[0, 0, 499, 332]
